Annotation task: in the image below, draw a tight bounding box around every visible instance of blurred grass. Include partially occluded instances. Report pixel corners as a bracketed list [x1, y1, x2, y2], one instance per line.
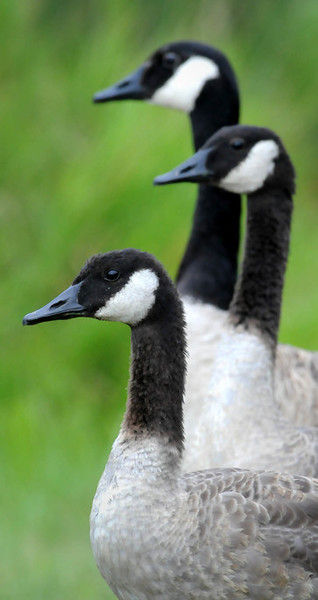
[1, 0, 317, 597]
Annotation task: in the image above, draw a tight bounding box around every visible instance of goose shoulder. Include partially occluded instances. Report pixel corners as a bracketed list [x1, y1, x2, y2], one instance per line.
[182, 299, 318, 472]
[182, 469, 318, 583]
[93, 466, 318, 599]
[275, 344, 318, 426]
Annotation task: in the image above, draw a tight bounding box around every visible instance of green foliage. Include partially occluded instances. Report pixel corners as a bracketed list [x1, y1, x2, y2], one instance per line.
[1, 1, 317, 597]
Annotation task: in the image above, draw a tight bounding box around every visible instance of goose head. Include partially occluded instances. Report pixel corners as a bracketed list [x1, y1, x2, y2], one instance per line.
[93, 41, 239, 120]
[154, 125, 295, 195]
[23, 249, 177, 328]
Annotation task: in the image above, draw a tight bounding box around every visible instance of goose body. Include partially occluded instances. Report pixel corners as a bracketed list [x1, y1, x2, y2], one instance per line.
[92, 446, 318, 600]
[156, 125, 318, 476]
[24, 248, 318, 599]
[94, 41, 318, 438]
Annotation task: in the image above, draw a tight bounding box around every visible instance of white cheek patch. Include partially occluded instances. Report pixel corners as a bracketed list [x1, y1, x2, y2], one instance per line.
[219, 140, 279, 194]
[95, 269, 159, 326]
[149, 56, 220, 113]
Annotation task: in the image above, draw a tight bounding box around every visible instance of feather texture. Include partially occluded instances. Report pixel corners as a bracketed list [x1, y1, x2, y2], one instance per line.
[91, 440, 318, 600]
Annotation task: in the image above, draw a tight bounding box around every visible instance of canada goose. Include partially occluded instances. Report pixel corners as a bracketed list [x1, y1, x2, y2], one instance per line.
[23, 249, 318, 599]
[155, 124, 318, 474]
[94, 41, 318, 434]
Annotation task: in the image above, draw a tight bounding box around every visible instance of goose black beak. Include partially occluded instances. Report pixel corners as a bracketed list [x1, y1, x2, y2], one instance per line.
[22, 283, 87, 326]
[153, 148, 213, 186]
[93, 66, 148, 103]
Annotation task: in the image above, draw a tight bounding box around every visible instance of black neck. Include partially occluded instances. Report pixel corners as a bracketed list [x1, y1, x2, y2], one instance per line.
[190, 77, 239, 151]
[176, 93, 241, 309]
[176, 185, 240, 308]
[123, 296, 186, 455]
[230, 188, 293, 343]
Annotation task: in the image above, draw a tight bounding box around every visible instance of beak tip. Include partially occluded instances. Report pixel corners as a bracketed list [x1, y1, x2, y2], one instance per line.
[153, 175, 170, 186]
[93, 92, 106, 103]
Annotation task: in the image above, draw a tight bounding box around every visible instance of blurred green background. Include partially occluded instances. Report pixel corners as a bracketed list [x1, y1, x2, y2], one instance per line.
[1, 0, 317, 598]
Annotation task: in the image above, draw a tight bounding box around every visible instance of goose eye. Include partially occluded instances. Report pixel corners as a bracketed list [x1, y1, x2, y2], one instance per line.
[105, 269, 120, 281]
[162, 52, 179, 69]
[230, 137, 245, 150]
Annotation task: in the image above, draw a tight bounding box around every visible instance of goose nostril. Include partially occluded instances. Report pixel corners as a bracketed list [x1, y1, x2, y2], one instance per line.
[50, 300, 66, 310]
[117, 81, 130, 89]
[180, 165, 194, 174]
